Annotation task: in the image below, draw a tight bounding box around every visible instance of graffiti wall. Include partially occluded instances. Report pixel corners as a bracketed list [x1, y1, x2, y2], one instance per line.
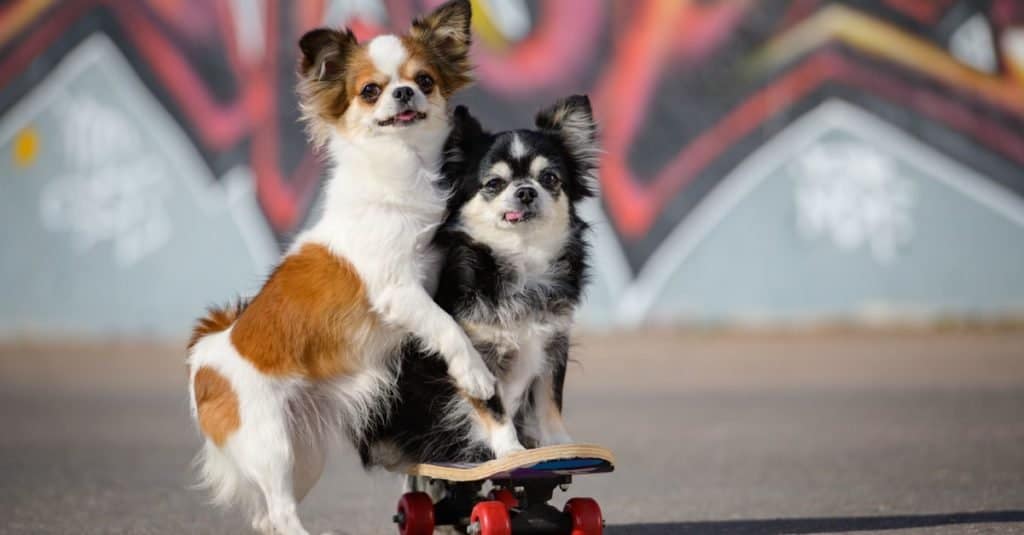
[2, 0, 1023, 336]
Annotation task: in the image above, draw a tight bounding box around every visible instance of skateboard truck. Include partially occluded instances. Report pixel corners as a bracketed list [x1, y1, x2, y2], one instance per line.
[392, 444, 613, 534]
[396, 478, 602, 535]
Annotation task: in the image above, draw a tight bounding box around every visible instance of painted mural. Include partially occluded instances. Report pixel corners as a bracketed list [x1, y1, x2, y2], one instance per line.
[2, 0, 1023, 335]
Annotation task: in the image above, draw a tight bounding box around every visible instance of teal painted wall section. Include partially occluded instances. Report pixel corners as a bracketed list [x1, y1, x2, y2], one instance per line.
[648, 129, 1024, 324]
[1, 37, 275, 337]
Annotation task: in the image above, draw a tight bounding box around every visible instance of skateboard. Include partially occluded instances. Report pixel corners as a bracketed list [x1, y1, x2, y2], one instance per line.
[392, 444, 614, 535]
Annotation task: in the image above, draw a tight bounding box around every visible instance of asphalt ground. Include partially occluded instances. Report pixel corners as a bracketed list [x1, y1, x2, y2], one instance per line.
[1, 330, 1023, 534]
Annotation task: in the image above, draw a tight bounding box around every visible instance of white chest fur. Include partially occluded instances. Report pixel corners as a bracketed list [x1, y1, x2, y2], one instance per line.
[298, 138, 447, 277]
[292, 137, 449, 358]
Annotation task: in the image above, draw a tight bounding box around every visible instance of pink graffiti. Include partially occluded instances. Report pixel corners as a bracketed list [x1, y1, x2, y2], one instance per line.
[473, 0, 604, 97]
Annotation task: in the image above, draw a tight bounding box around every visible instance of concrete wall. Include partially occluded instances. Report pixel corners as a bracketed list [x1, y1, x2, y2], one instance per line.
[2, 1, 1023, 337]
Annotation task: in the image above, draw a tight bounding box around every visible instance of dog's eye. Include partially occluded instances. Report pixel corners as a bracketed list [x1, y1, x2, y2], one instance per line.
[484, 178, 506, 191]
[539, 171, 560, 189]
[414, 73, 435, 94]
[360, 83, 381, 103]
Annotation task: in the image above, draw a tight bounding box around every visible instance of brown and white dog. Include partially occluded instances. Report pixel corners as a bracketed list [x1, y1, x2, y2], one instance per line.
[185, 3, 493, 534]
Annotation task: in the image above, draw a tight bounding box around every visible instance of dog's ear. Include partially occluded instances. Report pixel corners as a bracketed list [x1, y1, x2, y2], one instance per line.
[409, 0, 473, 94]
[296, 28, 358, 148]
[442, 105, 487, 205]
[447, 105, 485, 156]
[410, 0, 472, 53]
[536, 95, 600, 198]
[298, 28, 357, 82]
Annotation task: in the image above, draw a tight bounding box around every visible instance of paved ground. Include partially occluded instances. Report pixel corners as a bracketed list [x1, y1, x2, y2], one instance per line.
[1, 331, 1023, 534]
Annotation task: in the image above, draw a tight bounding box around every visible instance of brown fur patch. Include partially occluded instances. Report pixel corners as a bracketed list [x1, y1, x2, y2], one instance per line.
[296, 28, 360, 147]
[401, 32, 472, 97]
[193, 366, 240, 446]
[406, 0, 474, 95]
[538, 374, 568, 428]
[399, 54, 444, 95]
[188, 301, 247, 350]
[545, 398, 566, 427]
[346, 49, 388, 110]
[469, 396, 501, 432]
[230, 243, 376, 380]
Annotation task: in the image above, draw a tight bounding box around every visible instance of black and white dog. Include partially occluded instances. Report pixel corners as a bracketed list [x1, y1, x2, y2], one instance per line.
[361, 95, 599, 465]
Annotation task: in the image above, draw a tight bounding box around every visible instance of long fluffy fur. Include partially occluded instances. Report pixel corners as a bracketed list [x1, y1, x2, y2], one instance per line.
[186, 3, 486, 534]
[361, 96, 599, 466]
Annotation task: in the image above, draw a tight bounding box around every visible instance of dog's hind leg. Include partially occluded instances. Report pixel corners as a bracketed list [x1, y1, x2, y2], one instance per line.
[520, 333, 573, 446]
[292, 430, 327, 503]
[523, 372, 573, 446]
[230, 395, 319, 535]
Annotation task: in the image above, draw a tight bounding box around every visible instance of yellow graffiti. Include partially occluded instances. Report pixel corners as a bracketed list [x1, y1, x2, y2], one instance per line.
[12, 126, 40, 167]
[748, 4, 1024, 116]
[470, 0, 509, 51]
[0, 0, 57, 48]
[1005, 27, 1024, 86]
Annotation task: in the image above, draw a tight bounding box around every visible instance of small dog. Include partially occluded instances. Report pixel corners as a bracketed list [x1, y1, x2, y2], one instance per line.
[186, 2, 495, 534]
[360, 95, 599, 467]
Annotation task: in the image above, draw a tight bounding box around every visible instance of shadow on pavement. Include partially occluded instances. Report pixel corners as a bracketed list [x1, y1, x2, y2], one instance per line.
[608, 510, 1024, 534]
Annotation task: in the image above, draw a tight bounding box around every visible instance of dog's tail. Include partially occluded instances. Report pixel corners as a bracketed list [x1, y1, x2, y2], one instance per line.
[192, 440, 261, 515]
[187, 302, 258, 515]
[188, 300, 248, 350]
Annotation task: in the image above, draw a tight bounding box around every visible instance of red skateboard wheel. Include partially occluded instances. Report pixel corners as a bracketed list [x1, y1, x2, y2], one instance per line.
[565, 497, 603, 535]
[470, 500, 511, 535]
[488, 488, 519, 509]
[396, 492, 434, 535]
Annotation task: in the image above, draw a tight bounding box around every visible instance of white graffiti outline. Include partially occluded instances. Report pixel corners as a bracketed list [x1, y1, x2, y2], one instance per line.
[791, 139, 915, 264]
[38, 92, 173, 267]
[591, 99, 1024, 325]
[0, 33, 277, 272]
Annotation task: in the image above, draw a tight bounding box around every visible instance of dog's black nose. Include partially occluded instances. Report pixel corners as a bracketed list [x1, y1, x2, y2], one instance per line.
[392, 86, 414, 103]
[516, 187, 537, 205]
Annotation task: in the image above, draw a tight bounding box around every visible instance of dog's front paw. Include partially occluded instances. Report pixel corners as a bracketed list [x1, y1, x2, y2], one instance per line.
[450, 357, 495, 400]
[492, 441, 526, 459]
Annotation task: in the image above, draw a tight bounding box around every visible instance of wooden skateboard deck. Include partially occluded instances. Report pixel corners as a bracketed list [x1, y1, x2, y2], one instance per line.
[404, 443, 615, 482]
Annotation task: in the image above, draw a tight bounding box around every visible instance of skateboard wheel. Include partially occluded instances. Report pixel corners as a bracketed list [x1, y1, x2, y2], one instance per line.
[564, 497, 603, 535]
[470, 500, 511, 535]
[396, 492, 434, 535]
[488, 488, 519, 509]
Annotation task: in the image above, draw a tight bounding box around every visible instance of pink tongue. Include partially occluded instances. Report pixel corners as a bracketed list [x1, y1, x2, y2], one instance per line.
[505, 211, 524, 222]
[397, 110, 417, 121]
